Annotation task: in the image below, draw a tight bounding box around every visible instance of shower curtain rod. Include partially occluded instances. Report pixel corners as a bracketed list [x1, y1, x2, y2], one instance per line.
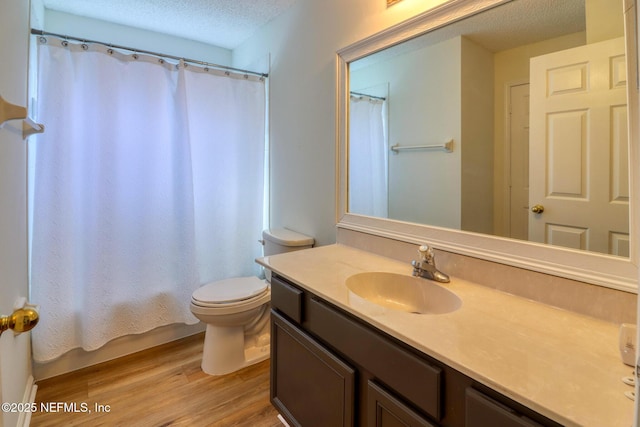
[30, 29, 268, 79]
[350, 91, 386, 101]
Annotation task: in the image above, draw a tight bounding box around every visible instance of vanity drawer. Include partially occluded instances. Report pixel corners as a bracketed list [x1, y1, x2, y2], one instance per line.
[271, 275, 303, 323]
[306, 296, 442, 421]
[465, 388, 543, 427]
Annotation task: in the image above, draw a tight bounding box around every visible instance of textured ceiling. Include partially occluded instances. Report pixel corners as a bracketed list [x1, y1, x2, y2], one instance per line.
[353, 0, 587, 69]
[455, 0, 585, 52]
[40, 0, 298, 50]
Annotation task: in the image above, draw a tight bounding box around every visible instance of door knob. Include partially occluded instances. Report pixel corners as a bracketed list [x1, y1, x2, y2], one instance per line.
[531, 204, 545, 214]
[0, 307, 39, 336]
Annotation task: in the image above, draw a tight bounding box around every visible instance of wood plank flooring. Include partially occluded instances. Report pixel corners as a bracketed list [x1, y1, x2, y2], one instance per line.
[31, 333, 282, 427]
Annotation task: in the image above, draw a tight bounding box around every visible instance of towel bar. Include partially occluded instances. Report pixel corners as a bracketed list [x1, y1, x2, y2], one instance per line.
[390, 139, 453, 153]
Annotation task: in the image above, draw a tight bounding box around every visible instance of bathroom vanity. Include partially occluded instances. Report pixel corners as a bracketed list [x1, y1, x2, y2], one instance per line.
[258, 245, 634, 427]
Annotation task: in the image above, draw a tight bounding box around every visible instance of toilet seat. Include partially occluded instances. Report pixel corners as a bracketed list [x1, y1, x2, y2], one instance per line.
[191, 276, 269, 308]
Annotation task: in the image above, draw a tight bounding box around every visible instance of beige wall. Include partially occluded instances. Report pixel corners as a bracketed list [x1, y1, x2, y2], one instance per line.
[461, 36, 494, 234]
[586, 0, 625, 44]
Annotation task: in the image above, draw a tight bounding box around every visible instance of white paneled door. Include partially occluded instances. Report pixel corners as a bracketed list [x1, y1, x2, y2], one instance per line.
[0, 1, 33, 427]
[529, 37, 630, 256]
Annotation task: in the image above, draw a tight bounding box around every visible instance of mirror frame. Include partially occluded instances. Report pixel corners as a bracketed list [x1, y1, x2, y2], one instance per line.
[336, 0, 639, 293]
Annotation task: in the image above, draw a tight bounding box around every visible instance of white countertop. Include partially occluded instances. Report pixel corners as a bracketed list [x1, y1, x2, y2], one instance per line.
[257, 244, 635, 427]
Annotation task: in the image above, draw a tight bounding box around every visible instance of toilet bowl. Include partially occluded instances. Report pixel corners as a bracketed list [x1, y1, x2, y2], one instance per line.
[190, 228, 314, 376]
[190, 276, 271, 375]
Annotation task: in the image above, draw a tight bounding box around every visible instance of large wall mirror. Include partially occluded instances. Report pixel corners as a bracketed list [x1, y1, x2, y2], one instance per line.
[337, 0, 639, 292]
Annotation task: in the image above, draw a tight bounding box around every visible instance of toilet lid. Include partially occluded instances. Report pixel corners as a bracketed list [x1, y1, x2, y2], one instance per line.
[192, 276, 268, 304]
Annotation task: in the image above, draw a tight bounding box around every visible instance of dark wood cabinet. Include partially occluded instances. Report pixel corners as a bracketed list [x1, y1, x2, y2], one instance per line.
[367, 380, 437, 427]
[270, 274, 562, 427]
[465, 388, 543, 427]
[305, 296, 442, 421]
[271, 311, 355, 427]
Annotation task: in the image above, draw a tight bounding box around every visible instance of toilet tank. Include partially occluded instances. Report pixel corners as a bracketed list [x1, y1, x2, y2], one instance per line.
[262, 228, 314, 256]
[262, 228, 314, 282]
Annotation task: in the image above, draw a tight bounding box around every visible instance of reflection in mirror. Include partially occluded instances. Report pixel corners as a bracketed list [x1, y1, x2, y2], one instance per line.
[348, 0, 629, 258]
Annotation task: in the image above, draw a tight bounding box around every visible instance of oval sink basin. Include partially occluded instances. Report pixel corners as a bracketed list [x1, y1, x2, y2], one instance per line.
[346, 272, 461, 315]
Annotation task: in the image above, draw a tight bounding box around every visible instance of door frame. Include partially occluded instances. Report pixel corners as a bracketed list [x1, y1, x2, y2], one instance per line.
[501, 78, 530, 239]
[0, 0, 36, 426]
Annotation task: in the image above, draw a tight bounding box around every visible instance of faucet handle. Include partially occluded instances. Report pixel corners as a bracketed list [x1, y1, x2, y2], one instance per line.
[418, 245, 434, 263]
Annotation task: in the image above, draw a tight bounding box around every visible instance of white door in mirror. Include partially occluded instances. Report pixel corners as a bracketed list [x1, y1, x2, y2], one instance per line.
[529, 37, 629, 256]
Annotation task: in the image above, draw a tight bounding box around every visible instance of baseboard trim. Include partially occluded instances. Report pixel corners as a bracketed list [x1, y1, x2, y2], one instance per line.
[16, 375, 37, 427]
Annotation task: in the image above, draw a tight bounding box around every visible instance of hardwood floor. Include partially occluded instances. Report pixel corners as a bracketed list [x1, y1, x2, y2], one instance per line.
[31, 333, 282, 427]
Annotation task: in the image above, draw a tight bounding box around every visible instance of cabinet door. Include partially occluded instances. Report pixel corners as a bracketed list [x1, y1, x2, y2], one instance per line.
[466, 388, 543, 427]
[306, 296, 442, 420]
[368, 381, 436, 427]
[271, 311, 356, 427]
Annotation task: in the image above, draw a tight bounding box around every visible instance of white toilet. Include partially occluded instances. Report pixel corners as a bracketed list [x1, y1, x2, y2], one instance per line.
[190, 228, 314, 375]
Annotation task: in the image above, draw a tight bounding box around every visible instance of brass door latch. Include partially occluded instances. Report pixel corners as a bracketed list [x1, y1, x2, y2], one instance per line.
[0, 305, 39, 336]
[531, 204, 545, 214]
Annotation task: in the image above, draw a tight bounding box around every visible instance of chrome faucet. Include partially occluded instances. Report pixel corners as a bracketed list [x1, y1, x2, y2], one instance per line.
[411, 244, 450, 283]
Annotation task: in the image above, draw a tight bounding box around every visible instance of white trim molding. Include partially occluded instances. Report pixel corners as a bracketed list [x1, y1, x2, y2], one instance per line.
[16, 376, 37, 427]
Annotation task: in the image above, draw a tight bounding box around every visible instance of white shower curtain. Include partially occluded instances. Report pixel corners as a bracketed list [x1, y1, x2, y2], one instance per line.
[349, 96, 388, 217]
[30, 38, 265, 362]
[184, 70, 266, 284]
